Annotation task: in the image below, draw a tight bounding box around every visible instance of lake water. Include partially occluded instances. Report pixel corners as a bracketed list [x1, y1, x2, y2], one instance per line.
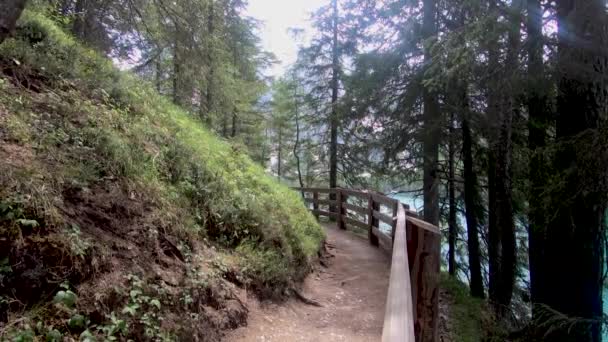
[389, 192, 608, 339]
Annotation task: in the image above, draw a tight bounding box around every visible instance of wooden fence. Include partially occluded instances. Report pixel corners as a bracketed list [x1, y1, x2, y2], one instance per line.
[294, 187, 441, 342]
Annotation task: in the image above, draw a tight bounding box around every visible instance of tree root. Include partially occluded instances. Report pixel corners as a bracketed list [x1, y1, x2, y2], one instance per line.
[293, 289, 323, 307]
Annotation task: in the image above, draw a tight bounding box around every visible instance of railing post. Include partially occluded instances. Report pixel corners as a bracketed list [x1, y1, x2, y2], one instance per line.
[342, 192, 350, 230]
[391, 200, 399, 243]
[313, 191, 319, 220]
[372, 197, 380, 241]
[336, 189, 345, 230]
[368, 193, 379, 246]
[407, 218, 441, 342]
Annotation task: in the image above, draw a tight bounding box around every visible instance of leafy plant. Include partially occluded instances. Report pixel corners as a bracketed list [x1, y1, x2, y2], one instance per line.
[64, 224, 90, 258]
[0, 257, 12, 274]
[68, 314, 87, 330]
[97, 312, 127, 340]
[53, 289, 77, 308]
[120, 274, 165, 339]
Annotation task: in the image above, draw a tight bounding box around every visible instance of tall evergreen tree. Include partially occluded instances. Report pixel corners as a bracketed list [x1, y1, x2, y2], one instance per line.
[422, 0, 441, 226]
[296, 0, 357, 192]
[526, 0, 550, 322]
[539, 0, 608, 339]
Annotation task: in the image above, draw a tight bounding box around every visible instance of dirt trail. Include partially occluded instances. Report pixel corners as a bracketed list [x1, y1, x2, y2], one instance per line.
[225, 224, 390, 342]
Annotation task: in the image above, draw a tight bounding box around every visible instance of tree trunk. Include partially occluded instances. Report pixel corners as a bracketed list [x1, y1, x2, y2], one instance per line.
[526, 0, 549, 322]
[422, 0, 440, 226]
[204, 0, 215, 125]
[261, 127, 269, 165]
[293, 83, 305, 193]
[277, 127, 282, 180]
[448, 111, 457, 276]
[486, 0, 502, 311]
[329, 0, 340, 212]
[72, 0, 86, 39]
[0, 0, 28, 44]
[542, 0, 607, 340]
[231, 110, 237, 137]
[155, 55, 163, 93]
[461, 87, 485, 299]
[487, 0, 521, 316]
[172, 38, 181, 106]
[493, 0, 522, 316]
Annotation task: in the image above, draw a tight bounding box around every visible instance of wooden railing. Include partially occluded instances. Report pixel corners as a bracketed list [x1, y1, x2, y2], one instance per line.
[294, 187, 441, 342]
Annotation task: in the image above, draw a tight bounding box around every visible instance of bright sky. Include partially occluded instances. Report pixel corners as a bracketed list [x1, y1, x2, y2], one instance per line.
[246, 0, 326, 77]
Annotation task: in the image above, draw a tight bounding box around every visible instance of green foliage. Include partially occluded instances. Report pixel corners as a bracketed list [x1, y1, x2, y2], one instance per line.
[0, 8, 323, 295]
[98, 312, 128, 340]
[237, 241, 292, 293]
[119, 274, 164, 340]
[11, 328, 35, 342]
[0, 8, 324, 341]
[0, 257, 12, 274]
[440, 273, 486, 342]
[64, 224, 90, 258]
[53, 289, 78, 308]
[68, 314, 87, 330]
[45, 328, 63, 342]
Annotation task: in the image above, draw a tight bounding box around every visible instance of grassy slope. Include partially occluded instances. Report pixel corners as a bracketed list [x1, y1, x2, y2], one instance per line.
[440, 273, 488, 341]
[0, 11, 323, 341]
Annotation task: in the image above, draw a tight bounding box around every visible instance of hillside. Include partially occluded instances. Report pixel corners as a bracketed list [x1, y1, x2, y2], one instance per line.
[0, 11, 324, 341]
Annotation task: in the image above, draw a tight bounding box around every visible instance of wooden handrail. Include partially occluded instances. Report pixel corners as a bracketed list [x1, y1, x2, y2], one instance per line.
[293, 187, 441, 342]
[382, 202, 415, 341]
[304, 198, 337, 206]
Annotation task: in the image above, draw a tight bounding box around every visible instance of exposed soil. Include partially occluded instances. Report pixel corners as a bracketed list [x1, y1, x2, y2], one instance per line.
[225, 223, 391, 342]
[0, 85, 248, 340]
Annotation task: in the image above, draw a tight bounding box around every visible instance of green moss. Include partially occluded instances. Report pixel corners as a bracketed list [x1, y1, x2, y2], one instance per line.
[0, 10, 324, 295]
[441, 273, 486, 342]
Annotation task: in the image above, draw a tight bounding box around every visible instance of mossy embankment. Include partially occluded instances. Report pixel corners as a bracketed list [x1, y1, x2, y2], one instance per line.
[0, 11, 324, 341]
[440, 273, 496, 342]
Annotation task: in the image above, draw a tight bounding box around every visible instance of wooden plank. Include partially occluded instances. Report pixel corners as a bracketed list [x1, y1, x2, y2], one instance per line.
[407, 219, 441, 342]
[373, 210, 395, 225]
[391, 201, 399, 242]
[294, 187, 336, 194]
[304, 198, 337, 206]
[372, 227, 392, 249]
[339, 188, 369, 199]
[372, 193, 399, 207]
[343, 202, 368, 215]
[406, 209, 421, 219]
[381, 203, 416, 342]
[311, 209, 338, 218]
[408, 216, 441, 235]
[343, 216, 368, 230]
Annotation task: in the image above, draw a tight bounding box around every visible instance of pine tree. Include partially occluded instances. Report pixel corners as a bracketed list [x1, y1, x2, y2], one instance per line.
[539, 0, 608, 339]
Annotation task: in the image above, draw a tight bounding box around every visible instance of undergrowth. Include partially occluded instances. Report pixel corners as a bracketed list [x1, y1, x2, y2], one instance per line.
[0, 9, 324, 340]
[441, 273, 486, 342]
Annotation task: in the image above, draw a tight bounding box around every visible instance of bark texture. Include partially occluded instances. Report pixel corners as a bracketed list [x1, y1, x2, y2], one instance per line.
[461, 91, 485, 299]
[329, 0, 339, 192]
[542, 0, 607, 340]
[526, 0, 550, 322]
[422, 0, 440, 226]
[447, 111, 457, 276]
[0, 0, 28, 44]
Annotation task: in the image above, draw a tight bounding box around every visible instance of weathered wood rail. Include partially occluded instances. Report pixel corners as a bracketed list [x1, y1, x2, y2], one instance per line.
[294, 187, 441, 342]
